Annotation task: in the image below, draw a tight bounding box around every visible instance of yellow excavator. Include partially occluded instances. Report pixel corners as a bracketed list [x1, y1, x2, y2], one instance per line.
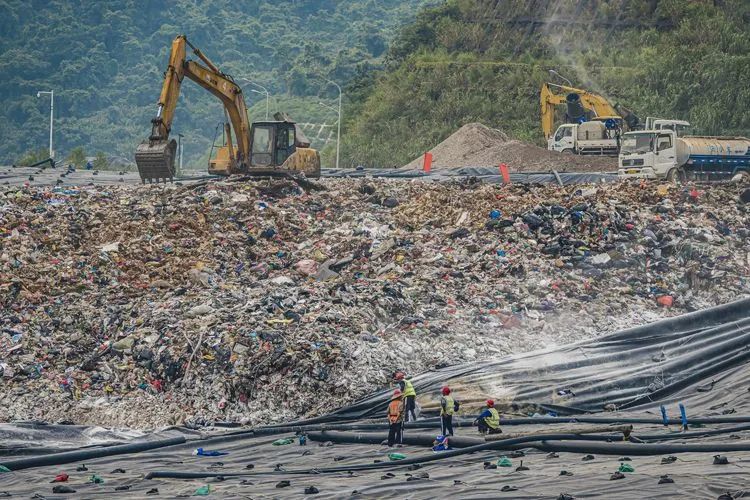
[540, 82, 639, 140]
[135, 35, 320, 183]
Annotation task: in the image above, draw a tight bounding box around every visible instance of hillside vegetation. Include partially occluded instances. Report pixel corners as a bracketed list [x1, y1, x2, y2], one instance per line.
[0, 0, 433, 166]
[342, 0, 750, 168]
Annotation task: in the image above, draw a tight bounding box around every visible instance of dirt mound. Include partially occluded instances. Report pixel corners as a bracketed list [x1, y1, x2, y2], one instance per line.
[402, 122, 616, 172]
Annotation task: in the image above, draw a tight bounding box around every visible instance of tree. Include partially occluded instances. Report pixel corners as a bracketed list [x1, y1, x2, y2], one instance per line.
[93, 151, 109, 170]
[17, 148, 49, 166]
[68, 146, 86, 167]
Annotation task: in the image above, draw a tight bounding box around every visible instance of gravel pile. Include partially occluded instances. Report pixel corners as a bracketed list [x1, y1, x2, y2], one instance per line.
[402, 122, 617, 171]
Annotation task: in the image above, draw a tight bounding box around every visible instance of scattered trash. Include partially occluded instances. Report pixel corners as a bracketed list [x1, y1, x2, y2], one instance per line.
[0, 178, 746, 430]
[496, 456, 512, 467]
[52, 485, 76, 494]
[193, 484, 211, 495]
[618, 462, 634, 473]
[193, 448, 228, 456]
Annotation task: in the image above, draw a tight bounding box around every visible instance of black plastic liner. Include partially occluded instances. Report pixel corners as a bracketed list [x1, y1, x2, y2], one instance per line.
[322, 166, 617, 184]
[316, 297, 750, 422]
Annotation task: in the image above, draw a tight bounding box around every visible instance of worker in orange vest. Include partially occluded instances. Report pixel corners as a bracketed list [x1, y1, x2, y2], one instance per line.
[387, 389, 405, 446]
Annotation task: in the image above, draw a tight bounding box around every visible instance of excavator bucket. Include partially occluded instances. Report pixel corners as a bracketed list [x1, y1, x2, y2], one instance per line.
[135, 139, 177, 183]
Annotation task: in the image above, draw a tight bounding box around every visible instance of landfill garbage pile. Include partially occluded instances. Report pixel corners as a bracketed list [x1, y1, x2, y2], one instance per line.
[401, 122, 617, 171]
[1, 178, 748, 429]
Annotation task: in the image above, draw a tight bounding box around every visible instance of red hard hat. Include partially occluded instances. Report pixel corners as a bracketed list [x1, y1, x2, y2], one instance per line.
[393, 389, 402, 397]
[394, 372, 405, 381]
[441, 387, 451, 395]
[486, 399, 495, 408]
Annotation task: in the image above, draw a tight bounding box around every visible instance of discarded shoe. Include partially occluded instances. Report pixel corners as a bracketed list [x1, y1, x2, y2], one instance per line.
[713, 455, 729, 465]
[658, 475, 674, 484]
[661, 455, 677, 464]
[582, 454, 595, 461]
[304, 486, 319, 494]
[610, 471, 626, 480]
[500, 485, 518, 492]
[276, 480, 291, 488]
[560, 470, 573, 476]
[51, 486, 76, 494]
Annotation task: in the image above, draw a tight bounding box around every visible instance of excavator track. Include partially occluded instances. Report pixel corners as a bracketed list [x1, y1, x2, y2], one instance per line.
[135, 139, 177, 183]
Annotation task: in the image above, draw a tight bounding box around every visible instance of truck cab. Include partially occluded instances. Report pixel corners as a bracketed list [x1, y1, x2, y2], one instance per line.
[618, 130, 679, 179]
[644, 117, 691, 136]
[548, 124, 576, 153]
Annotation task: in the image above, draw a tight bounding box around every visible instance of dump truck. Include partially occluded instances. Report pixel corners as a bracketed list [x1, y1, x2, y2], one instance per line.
[618, 129, 750, 181]
[135, 35, 320, 183]
[547, 121, 620, 156]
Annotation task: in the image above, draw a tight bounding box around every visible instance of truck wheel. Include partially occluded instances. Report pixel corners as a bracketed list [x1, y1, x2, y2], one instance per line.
[666, 168, 684, 183]
[561, 149, 574, 155]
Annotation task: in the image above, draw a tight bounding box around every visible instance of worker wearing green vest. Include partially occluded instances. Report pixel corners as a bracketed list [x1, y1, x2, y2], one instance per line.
[440, 386, 458, 436]
[474, 399, 502, 435]
[394, 371, 417, 422]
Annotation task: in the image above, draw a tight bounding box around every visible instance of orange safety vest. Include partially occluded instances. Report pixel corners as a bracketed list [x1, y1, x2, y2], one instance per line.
[388, 399, 404, 424]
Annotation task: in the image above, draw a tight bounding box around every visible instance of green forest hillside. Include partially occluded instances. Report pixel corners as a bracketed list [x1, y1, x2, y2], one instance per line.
[342, 0, 750, 168]
[0, 0, 433, 166]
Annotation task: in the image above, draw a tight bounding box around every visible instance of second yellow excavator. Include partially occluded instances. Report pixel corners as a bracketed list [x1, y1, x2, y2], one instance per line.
[540, 82, 640, 140]
[135, 35, 320, 183]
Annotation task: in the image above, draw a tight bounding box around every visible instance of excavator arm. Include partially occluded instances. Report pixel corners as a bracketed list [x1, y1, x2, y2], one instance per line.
[540, 83, 623, 139]
[135, 35, 251, 182]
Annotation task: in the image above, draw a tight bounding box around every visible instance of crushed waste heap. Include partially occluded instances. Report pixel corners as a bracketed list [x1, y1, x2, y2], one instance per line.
[1, 178, 748, 428]
[402, 123, 617, 171]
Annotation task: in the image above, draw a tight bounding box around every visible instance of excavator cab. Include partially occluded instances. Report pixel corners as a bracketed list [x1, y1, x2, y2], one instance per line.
[249, 121, 296, 166]
[207, 119, 320, 178]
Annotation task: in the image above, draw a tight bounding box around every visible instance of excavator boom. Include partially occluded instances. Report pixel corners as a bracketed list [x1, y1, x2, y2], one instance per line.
[135, 35, 251, 182]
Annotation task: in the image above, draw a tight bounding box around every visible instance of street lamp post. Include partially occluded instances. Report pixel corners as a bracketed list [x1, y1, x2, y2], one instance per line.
[239, 79, 270, 119]
[36, 90, 54, 159]
[549, 69, 573, 87]
[318, 101, 340, 167]
[324, 79, 341, 170]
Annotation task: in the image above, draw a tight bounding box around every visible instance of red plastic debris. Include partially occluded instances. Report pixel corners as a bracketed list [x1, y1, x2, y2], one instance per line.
[657, 295, 674, 308]
[51, 473, 69, 483]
